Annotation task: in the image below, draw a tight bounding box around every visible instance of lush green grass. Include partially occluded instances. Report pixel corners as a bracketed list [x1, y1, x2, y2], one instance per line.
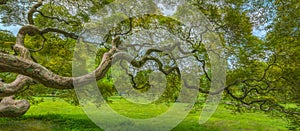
[0, 97, 289, 131]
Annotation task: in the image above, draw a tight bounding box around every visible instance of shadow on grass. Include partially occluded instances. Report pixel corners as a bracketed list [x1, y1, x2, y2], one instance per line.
[0, 114, 214, 131]
[0, 114, 102, 131]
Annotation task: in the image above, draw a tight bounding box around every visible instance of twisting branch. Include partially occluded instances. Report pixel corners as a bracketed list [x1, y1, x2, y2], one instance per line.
[223, 55, 300, 117]
[13, 25, 78, 52]
[116, 42, 217, 94]
[114, 51, 180, 76]
[194, 55, 211, 81]
[28, 0, 43, 25]
[0, 75, 32, 97]
[41, 28, 78, 39]
[119, 62, 151, 90]
[0, 25, 42, 96]
[0, 17, 40, 117]
[0, 15, 117, 117]
[0, 45, 117, 89]
[36, 10, 79, 26]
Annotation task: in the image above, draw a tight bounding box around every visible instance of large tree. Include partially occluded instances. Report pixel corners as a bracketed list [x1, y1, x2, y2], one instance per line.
[0, 0, 299, 128]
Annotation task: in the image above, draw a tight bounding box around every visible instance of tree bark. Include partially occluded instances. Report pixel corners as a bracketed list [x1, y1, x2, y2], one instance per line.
[0, 96, 30, 117]
[0, 24, 118, 117]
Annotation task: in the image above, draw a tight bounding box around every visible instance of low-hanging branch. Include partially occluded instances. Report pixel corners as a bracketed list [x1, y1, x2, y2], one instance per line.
[0, 45, 117, 90]
[0, 3, 119, 116]
[0, 75, 32, 97]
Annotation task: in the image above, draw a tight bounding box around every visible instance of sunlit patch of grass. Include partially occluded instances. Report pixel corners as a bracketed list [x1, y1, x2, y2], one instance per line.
[108, 98, 170, 119]
[200, 106, 288, 131]
[0, 97, 290, 131]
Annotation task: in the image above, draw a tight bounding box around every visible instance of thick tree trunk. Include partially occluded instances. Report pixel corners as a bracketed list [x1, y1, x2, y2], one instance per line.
[0, 96, 30, 117]
[0, 23, 119, 117]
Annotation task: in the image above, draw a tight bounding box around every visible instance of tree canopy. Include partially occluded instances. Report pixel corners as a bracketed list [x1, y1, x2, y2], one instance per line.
[0, 0, 299, 129]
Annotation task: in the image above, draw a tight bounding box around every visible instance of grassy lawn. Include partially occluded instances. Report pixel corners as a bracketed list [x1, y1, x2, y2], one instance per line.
[0, 97, 289, 131]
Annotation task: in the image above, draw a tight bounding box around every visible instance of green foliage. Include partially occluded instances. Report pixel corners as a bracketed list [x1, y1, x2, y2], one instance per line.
[0, 30, 15, 53]
[34, 4, 85, 33]
[0, 0, 299, 129]
[25, 34, 75, 76]
[0, 72, 17, 83]
[97, 78, 116, 101]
